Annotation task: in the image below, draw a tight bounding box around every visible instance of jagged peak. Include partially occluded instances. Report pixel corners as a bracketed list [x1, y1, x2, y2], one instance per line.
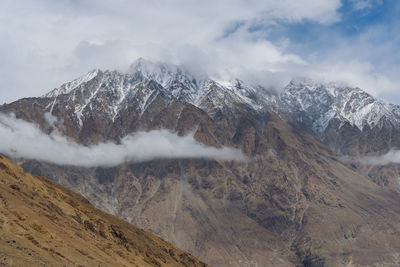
[127, 58, 197, 88]
[285, 77, 376, 102]
[43, 69, 102, 98]
[288, 77, 354, 91]
[288, 77, 319, 87]
[281, 77, 400, 132]
[128, 57, 175, 74]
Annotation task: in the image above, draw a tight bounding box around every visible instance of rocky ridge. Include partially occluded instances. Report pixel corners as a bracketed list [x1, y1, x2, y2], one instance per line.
[0, 154, 207, 267]
[2, 59, 400, 266]
[279, 78, 400, 155]
[37, 59, 400, 156]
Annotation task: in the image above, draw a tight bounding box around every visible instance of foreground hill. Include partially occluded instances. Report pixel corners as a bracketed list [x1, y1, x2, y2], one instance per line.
[0, 154, 207, 267]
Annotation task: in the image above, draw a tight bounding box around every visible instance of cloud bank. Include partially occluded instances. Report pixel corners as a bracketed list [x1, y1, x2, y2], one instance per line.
[0, 0, 339, 101]
[357, 150, 400, 165]
[0, 113, 246, 167]
[0, 0, 398, 104]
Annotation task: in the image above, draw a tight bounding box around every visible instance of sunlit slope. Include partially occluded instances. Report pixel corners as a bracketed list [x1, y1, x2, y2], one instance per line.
[0, 154, 207, 267]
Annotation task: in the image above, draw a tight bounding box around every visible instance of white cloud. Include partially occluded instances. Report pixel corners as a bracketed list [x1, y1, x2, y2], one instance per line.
[44, 112, 58, 127]
[0, 0, 398, 105]
[350, 0, 382, 10]
[0, 0, 342, 103]
[0, 113, 246, 167]
[304, 60, 400, 98]
[357, 150, 400, 165]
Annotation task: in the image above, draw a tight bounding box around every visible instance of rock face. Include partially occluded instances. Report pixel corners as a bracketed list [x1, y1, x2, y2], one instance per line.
[278, 78, 400, 192]
[0, 154, 207, 267]
[0, 58, 271, 145]
[279, 78, 400, 156]
[1, 60, 400, 266]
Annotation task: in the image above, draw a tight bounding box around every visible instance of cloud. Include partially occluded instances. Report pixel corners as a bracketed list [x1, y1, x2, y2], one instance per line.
[0, 0, 398, 105]
[303, 60, 400, 98]
[350, 0, 382, 10]
[0, 0, 342, 103]
[0, 113, 246, 167]
[356, 150, 400, 165]
[44, 112, 58, 127]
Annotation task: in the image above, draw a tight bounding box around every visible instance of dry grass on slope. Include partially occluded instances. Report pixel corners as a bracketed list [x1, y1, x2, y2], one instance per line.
[0, 154, 208, 267]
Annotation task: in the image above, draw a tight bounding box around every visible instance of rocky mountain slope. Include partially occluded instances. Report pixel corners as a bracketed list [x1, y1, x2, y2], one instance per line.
[3, 59, 399, 157]
[1, 58, 273, 145]
[0, 154, 207, 267]
[278, 78, 400, 191]
[1, 59, 400, 266]
[279, 78, 400, 156]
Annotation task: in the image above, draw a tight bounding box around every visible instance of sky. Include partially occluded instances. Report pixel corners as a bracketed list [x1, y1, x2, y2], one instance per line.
[0, 0, 399, 104]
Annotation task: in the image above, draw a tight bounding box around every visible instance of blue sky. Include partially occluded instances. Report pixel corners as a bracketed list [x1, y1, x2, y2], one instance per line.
[265, 0, 400, 101]
[0, 0, 399, 103]
[269, 0, 398, 61]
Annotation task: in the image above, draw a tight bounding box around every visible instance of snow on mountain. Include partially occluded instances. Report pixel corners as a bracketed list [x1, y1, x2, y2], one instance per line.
[279, 78, 400, 134]
[44, 69, 101, 98]
[41, 59, 268, 125]
[128, 58, 200, 101]
[40, 59, 400, 139]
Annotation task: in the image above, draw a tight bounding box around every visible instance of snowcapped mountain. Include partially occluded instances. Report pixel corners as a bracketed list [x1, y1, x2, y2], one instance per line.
[128, 58, 199, 101]
[280, 78, 400, 134]
[42, 58, 271, 126]
[7, 58, 400, 155]
[3, 59, 400, 267]
[279, 78, 400, 155]
[0, 58, 277, 146]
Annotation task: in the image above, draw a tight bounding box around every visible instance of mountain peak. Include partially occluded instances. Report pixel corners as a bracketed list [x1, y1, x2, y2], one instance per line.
[128, 57, 174, 74]
[288, 77, 353, 91]
[43, 69, 102, 98]
[39, 61, 400, 139]
[281, 77, 400, 133]
[128, 58, 182, 76]
[127, 58, 199, 93]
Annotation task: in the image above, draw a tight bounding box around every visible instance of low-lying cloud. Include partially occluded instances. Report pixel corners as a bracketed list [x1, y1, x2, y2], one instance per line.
[0, 113, 246, 167]
[357, 150, 400, 165]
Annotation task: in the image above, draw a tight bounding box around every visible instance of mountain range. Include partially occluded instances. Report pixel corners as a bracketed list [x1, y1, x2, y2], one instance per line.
[1, 58, 400, 266]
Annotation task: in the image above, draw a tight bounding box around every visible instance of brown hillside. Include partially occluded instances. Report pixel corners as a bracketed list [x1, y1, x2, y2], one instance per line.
[0, 154, 207, 267]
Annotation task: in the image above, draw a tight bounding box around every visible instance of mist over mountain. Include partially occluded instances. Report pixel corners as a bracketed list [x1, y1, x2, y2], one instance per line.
[2, 0, 400, 266]
[4, 58, 399, 158]
[0, 113, 246, 167]
[1, 59, 400, 266]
